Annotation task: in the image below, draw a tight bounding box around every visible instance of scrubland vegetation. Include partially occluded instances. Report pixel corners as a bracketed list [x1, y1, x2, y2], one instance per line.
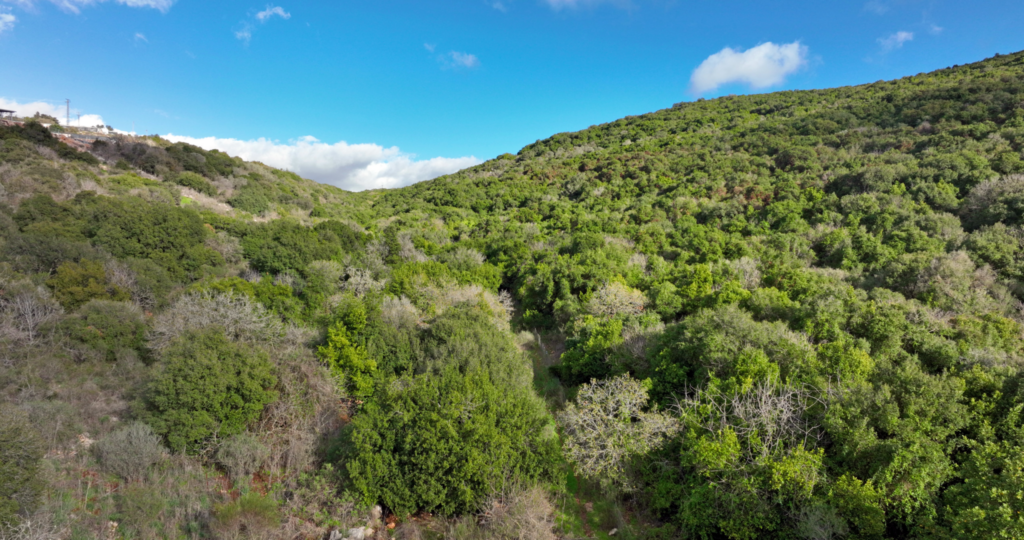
[2, 50, 1024, 539]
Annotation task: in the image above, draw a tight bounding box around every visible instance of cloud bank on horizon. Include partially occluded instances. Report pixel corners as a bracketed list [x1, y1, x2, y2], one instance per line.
[690, 41, 809, 94]
[0, 96, 477, 192]
[163, 134, 480, 192]
[0, 97, 106, 127]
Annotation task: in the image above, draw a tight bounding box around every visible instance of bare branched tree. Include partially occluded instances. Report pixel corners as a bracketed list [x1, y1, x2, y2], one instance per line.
[205, 231, 243, 265]
[148, 292, 283, 351]
[0, 282, 63, 343]
[559, 374, 679, 490]
[584, 282, 647, 318]
[677, 378, 826, 467]
[0, 512, 69, 540]
[339, 267, 385, 297]
[380, 295, 420, 330]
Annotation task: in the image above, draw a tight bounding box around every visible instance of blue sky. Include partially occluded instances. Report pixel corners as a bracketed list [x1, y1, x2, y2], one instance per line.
[1, 0, 1023, 190]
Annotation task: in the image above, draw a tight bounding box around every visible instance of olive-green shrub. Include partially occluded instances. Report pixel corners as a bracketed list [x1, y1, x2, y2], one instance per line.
[141, 328, 278, 453]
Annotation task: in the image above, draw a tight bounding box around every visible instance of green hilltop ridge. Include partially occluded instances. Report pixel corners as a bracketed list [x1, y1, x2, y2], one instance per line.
[0, 50, 1023, 539]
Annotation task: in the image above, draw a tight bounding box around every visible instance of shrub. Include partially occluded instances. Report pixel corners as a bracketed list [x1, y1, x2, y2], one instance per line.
[552, 315, 624, 386]
[172, 171, 218, 197]
[0, 280, 63, 343]
[216, 433, 269, 482]
[961, 174, 1024, 230]
[0, 405, 44, 526]
[93, 422, 165, 482]
[584, 281, 647, 318]
[346, 369, 559, 516]
[379, 295, 420, 330]
[211, 492, 281, 540]
[57, 300, 146, 361]
[46, 259, 130, 310]
[941, 439, 1024, 539]
[559, 375, 679, 490]
[419, 303, 531, 390]
[148, 292, 282, 351]
[478, 486, 557, 540]
[206, 231, 243, 266]
[0, 233, 103, 275]
[318, 320, 376, 398]
[437, 247, 486, 272]
[141, 328, 278, 453]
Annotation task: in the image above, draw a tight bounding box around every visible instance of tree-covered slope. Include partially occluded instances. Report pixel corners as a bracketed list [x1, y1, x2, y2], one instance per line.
[1, 50, 1024, 539]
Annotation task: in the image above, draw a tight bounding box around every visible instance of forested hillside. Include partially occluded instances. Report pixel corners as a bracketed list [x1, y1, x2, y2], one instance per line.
[2, 50, 1024, 540]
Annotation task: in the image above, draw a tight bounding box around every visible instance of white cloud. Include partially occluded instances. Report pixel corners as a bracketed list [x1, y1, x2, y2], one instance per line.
[864, 0, 888, 15]
[423, 42, 436, 53]
[235, 25, 252, 42]
[0, 11, 15, 34]
[134, 32, 147, 42]
[236, 5, 289, 43]
[162, 134, 481, 191]
[4, 0, 175, 14]
[0, 97, 106, 127]
[543, 0, 629, 10]
[491, 1, 506, 12]
[690, 41, 808, 94]
[878, 31, 913, 52]
[448, 51, 480, 69]
[929, 24, 944, 35]
[255, 5, 289, 22]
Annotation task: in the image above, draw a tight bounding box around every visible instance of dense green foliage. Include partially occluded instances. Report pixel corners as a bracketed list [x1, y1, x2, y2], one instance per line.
[0, 405, 44, 526]
[55, 299, 147, 361]
[346, 368, 558, 516]
[2, 50, 1024, 538]
[140, 328, 278, 453]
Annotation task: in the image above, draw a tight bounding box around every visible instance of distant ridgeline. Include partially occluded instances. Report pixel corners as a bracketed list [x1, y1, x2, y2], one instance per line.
[0, 51, 1023, 539]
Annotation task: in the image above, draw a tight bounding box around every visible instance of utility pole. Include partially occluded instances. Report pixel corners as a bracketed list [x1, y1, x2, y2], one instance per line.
[66, 99, 69, 127]
[76, 114, 81, 127]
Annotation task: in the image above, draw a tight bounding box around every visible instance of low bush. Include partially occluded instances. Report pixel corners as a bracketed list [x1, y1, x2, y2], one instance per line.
[94, 422, 165, 482]
[346, 369, 558, 516]
[46, 260, 130, 310]
[211, 492, 280, 540]
[141, 328, 278, 453]
[0, 405, 44, 526]
[148, 292, 282, 351]
[57, 300, 146, 361]
[216, 433, 269, 482]
[172, 171, 218, 197]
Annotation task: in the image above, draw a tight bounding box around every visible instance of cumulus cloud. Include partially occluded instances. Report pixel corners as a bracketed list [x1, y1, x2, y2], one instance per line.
[162, 134, 480, 192]
[255, 5, 289, 21]
[690, 41, 808, 94]
[3, 0, 175, 14]
[448, 51, 480, 69]
[236, 4, 289, 43]
[0, 97, 106, 127]
[0, 10, 15, 34]
[878, 31, 913, 52]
